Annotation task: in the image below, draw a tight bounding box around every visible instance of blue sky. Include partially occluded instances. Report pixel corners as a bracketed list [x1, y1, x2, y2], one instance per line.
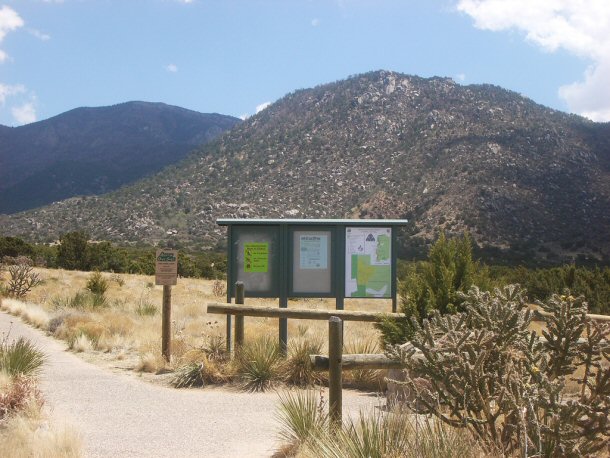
[0, 0, 608, 126]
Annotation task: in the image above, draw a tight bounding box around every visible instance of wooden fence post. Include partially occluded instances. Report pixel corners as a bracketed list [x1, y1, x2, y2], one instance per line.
[162, 285, 172, 362]
[235, 282, 245, 350]
[328, 316, 343, 430]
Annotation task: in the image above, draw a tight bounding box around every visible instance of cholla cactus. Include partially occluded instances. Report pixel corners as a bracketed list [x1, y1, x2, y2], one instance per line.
[389, 285, 610, 457]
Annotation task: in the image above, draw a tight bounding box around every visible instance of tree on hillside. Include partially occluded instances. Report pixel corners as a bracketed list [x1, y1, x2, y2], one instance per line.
[57, 231, 89, 270]
[0, 236, 34, 259]
[377, 233, 489, 347]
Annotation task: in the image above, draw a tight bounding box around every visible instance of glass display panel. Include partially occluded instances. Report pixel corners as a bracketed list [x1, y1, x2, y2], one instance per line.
[291, 229, 332, 295]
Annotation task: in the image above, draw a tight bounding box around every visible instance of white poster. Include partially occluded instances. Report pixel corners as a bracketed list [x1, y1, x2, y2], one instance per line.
[299, 235, 328, 269]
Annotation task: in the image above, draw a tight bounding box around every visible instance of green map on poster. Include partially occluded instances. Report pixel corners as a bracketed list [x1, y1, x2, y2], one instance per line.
[345, 228, 391, 298]
[244, 242, 268, 272]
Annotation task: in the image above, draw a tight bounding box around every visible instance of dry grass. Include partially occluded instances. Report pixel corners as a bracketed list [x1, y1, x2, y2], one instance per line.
[1, 298, 50, 330]
[5, 267, 600, 393]
[3, 267, 392, 389]
[0, 401, 82, 458]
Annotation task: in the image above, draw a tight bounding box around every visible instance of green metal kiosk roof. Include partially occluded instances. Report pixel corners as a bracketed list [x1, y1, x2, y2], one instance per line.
[217, 218, 409, 226]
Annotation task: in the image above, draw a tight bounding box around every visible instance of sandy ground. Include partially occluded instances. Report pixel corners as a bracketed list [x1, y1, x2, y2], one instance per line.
[0, 311, 384, 457]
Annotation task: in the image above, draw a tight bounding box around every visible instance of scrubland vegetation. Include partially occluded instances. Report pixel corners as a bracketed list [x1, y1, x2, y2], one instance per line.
[0, 298, 82, 456]
[1, 232, 609, 457]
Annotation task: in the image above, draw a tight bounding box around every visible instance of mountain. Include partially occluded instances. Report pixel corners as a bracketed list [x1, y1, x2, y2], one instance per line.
[2, 71, 609, 265]
[0, 101, 240, 213]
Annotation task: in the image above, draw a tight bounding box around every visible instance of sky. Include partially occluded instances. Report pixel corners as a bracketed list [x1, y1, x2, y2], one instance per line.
[0, 0, 608, 126]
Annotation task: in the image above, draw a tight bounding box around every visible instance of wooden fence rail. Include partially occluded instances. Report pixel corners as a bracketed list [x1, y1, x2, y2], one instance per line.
[206, 303, 405, 322]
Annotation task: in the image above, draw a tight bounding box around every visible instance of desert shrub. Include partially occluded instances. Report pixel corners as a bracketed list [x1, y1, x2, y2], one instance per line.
[377, 233, 489, 347]
[57, 231, 89, 271]
[278, 394, 483, 458]
[86, 271, 108, 296]
[110, 273, 125, 287]
[89, 292, 108, 308]
[136, 352, 166, 374]
[1, 257, 41, 298]
[172, 356, 229, 388]
[0, 237, 34, 259]
[201, 334, 229, 362]
[212, 279, 226, 298]
[388, 285, 610, 456]
[52, 290, 107, 309]
[275, 390, 328, 452]
[195, 251, 227, 279]
[282, 336, 324, 387]
[494, 265, 610, 315]
[234, 336, 281, 392]
[64, 321, 105, 351]
[47, 316, 64, 334]
[51, 291, 88, 309]
[86, 241, 128, 273]
[135, 295, 157, 316]
[0, 374, 44, 422]
[343, 337, 385, 391]
[0, 337, 45, 377]
[0, 403, 82, 457]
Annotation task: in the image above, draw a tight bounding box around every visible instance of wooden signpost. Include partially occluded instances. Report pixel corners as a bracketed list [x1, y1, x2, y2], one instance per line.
[155, 249, 178, 362]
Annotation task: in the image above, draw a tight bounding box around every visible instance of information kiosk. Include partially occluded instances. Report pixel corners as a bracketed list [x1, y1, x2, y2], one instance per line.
[217, 219, 409, 349]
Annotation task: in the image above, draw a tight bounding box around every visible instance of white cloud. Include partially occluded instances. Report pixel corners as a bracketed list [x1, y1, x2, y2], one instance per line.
[255, 101, 271, 114]
[455, 73, 466, 82]
[0, 83, 25, 105]
[28, 28, 51, 41]
[239, 114, 249, 120]
[311, 18, 320, 27]
[166, 63, 178, 73]
[0, 5, 24, 63]
[457, 0, 610, 121]
[12, 101, 37, 125]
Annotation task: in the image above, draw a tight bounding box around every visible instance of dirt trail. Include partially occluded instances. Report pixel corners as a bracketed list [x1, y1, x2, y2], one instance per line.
[0, 311, 383, 457]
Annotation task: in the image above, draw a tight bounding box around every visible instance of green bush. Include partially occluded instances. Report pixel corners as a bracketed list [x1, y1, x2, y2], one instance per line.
[57, 231, 89, 271]
[234, 336, 281, 392]
[492, 265, 610, 314]
[135, 295, 157, 316]
[276, 390, 328, 449]
[0, 337, 46, 377]
[280, 398, 483, 458]
[282, 337, 323, 387]
[86, 271, 108, 296]
[377, 233, 489, 347]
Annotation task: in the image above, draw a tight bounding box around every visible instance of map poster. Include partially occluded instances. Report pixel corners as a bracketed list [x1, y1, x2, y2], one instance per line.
[299, 235, 328, 269]
[345, 227, 391, 298]
[244, 242, 269, 272]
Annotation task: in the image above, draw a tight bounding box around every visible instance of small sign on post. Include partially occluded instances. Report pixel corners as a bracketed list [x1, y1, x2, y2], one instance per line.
[156, 249, 178, 362]
[155, 249, 178, 286]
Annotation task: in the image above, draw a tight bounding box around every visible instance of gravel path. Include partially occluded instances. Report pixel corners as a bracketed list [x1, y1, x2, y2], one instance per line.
[0, 311, 383, 457]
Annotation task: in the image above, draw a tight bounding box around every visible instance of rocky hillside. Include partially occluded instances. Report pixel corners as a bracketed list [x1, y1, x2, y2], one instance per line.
[0, 102, 240, 213]
[2, 71, 609, 265]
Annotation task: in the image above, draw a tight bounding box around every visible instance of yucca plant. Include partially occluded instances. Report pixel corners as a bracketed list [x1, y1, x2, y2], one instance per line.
[172, 362, 205, 388]
[0, 337, 45, 377]
[234, 336, 281, 392]
[343, 337, 385, 391]
[282, 336, 324, 387]
[275, 389, 328, 451]
[172, 356, 229, 388]
[298, 408, 483, 458]
[202, 334, 229, 362]
[135, 295, 157, 316]
[85, 271, 108, 296]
